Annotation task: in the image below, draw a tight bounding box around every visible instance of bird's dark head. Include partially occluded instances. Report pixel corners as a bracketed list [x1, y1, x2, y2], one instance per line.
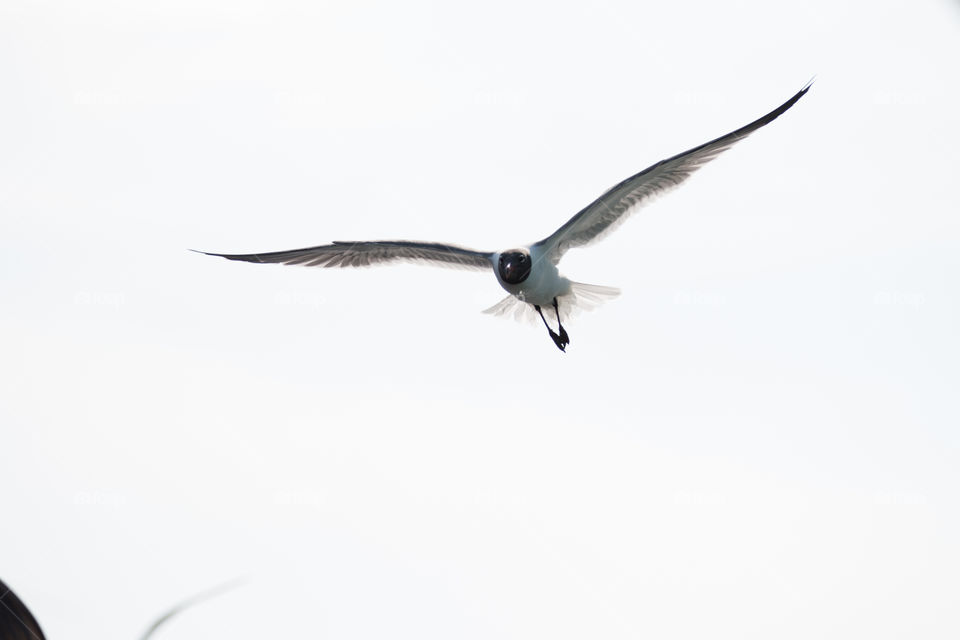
[497, 249, 532, 284]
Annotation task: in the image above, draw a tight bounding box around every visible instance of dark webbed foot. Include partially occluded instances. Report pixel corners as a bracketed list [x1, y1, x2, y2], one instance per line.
[553, 297, 570, 348]
[536, 302, 570, 352]
[550, 328, 569, 352]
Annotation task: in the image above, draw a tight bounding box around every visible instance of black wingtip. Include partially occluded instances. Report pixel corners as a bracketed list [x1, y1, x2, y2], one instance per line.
[752, 80, 813, 131]
[783, 80, 813, 108]
[189, 248, 264, 263]
[190, 248, 235, 259]
[794, 77, 814, 101]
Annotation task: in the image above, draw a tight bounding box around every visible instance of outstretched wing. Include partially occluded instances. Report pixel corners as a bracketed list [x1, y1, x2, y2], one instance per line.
[197, 240, 494, 271]
[535, 82, 811, 263]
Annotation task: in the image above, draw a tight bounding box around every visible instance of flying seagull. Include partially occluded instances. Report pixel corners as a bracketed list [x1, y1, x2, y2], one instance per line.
[199, 83, 810, 351]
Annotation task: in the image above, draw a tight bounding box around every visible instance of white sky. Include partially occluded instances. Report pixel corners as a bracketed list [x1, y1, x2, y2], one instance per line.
[2, 0, 959, 638]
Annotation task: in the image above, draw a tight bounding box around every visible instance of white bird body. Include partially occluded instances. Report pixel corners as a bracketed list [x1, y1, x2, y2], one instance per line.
[492, 246, 570, 307]
[199, 83, 811, 351]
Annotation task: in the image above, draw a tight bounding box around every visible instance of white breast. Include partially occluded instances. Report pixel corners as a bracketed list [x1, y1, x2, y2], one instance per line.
[493, 246, 571, 307]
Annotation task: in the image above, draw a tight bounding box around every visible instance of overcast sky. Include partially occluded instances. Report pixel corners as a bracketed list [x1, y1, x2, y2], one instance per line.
[2, 0, 959, 638]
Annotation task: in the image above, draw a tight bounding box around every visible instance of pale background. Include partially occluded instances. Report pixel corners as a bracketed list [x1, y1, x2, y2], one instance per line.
[2, 0, 958, 638]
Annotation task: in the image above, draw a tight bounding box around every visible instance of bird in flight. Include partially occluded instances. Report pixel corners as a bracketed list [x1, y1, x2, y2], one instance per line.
[199, 83, 810, 352]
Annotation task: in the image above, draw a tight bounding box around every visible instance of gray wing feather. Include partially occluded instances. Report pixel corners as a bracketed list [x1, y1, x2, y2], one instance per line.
[535, 82, 811, 262]
[198, 240, 494, 271]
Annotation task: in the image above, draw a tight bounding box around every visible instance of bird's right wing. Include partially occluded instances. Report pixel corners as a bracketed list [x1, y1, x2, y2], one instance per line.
[196, 240, 494, 271]
[534, 82, 811, 263]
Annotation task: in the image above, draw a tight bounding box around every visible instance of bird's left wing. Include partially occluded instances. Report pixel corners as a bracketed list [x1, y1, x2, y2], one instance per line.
[534, 82, 811, 263]
[197, 240, 494, 270]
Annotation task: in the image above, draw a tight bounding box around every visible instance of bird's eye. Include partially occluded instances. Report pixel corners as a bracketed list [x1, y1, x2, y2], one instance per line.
[519, 255, 526, 262]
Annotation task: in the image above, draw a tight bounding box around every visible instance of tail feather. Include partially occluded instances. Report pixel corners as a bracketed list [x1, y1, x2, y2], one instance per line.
[482, 281, 620, 325]
[564, 282, 621, 318]
[482, 293, 539, 325]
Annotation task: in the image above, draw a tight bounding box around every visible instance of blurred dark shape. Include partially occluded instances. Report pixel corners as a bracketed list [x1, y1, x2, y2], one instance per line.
[137, 579, 244, 640]
[0, 577, 241, 640]
[0, 579, 45, 640]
